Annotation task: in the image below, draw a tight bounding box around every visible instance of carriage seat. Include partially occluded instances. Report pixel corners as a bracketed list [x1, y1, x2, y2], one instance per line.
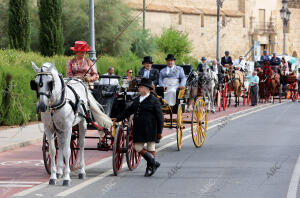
[92, 84, 119, 116]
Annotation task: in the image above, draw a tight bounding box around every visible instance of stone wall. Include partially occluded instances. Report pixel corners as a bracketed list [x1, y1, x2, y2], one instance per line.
[124, 0, 300, 60]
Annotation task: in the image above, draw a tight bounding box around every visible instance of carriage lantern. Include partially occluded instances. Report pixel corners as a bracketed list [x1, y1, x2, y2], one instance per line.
[280, 0, 291, 55]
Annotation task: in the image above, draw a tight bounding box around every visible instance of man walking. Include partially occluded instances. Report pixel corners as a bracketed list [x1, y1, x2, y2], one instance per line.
[112, 78, 164, 177]
[247, 71, 259, 106]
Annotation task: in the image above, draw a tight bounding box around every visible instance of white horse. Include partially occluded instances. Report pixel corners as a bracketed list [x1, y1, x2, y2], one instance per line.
[200, 64, 218, 113]
[30, 62, 112, 186]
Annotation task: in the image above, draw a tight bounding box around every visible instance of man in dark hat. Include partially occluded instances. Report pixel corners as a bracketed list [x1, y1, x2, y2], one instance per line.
[221, 51, 233, 67]
[112, 78, 164, 177]
[159, 54, 187, 106]
[196, 57, 208, 74]
[138, 56, 160, 86]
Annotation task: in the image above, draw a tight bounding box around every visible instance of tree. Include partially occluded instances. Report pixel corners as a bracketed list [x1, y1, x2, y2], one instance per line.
[39, 0, 64, 56]
[8, 0, 31, 52]
[131, 29, 157, 58]
[156, 27, 192, 59]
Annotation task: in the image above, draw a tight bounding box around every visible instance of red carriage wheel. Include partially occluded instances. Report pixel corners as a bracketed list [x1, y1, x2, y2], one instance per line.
[126, 115, 141, 170]
[223, 83, 228, 110]
[219, 85, 223, 112]
[42, 133, 57, 175]
[112, 125, 126, 176]
[69, 128, 79, 171]
[292, 82, 299, 102]
[42, 128, 80, 175]
[248, 85, 251, 105]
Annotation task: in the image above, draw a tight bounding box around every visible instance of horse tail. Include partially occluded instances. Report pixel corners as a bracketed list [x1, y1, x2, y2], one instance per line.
[87, 91, 113, 129]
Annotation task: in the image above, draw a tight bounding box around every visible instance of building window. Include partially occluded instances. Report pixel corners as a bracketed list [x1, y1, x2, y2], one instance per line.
[201, 13, 204, 27]
[179, 12, 182, 25]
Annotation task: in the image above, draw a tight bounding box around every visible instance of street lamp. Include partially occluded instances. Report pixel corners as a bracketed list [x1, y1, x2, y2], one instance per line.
[89, 0, 97, 70]
[280, 0, 291, 55]
[216, 0, 224, 63]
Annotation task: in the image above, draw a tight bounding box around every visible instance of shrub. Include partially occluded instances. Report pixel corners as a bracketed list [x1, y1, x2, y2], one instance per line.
[156, 27, 192, 59]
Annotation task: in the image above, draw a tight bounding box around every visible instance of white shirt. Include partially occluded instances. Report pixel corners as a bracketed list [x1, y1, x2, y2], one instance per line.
[211, 64, 218, 74]
[166, 65, 175, 75]
[233, 59, 246, 69]
[139, 93, 150, 103]
[143, 69, 150, 78]
[99, 73, 119, 86]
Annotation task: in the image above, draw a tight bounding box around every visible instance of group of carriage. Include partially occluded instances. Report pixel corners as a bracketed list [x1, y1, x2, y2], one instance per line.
[255, 61, 299, 103]
[40, 61, 298, 183]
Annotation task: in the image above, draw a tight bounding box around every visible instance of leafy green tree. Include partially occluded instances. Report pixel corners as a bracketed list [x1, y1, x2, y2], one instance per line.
[156, 27, 192, 59]
[8, 0, 31, 51]
[39, 0, 64, 56]
[131, 29, 157, 58]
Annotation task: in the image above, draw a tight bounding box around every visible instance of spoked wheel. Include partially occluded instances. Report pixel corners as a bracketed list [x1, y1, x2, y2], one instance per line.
[247, 86, 251, 105]
[42, 133, 57, 175]
[112, 125, 126, 176]
[69, 128, 80, 171]
[126, 115, 141, 170]
[42, 129, 79, 175]
[292, 83, 298, 102]
[191, 99, 207, 148]
[176, 104, 183, 151]
[222, 83, 228, 110]
[219, 85, 223, 112]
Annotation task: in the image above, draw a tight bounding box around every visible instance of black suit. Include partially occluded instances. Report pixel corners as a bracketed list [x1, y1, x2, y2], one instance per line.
[221, 56, 233, 66]
[116, 94, 164, 143]
[138, 67, 159, 86]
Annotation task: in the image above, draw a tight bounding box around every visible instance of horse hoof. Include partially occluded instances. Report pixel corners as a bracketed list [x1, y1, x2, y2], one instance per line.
[56, 173, 62, 179]
[49, 179, 57, 185]
[79, 173, 86, 179]
[63, 180, 71, 186]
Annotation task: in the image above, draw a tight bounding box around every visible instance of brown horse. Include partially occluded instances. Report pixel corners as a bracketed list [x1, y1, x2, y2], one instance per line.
[263, 63, 281, 103]
[225, 66, 245, 107]
[256, 67, 265, 103]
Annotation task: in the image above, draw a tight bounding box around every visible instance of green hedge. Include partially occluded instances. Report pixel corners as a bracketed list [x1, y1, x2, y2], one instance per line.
[0, 49, 198, 126]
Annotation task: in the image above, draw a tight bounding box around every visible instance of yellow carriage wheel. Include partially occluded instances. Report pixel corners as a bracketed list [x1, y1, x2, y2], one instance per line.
[176, 104, 183, 151]
[191, 99, 207, 148]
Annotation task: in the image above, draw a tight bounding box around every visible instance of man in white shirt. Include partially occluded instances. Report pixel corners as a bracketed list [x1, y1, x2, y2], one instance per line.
[99, 67, 119, 86]
[233, 56, 246, 71]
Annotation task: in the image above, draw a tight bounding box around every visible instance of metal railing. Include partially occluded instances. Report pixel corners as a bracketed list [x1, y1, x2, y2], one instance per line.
[254, 22, 275, 33]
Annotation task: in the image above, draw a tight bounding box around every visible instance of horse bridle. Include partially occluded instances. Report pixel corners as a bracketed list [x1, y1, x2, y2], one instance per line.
[30, 68, 54, 98]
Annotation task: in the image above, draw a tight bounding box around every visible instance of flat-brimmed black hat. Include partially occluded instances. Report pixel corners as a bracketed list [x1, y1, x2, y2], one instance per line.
[138, 78, 153, 90]
[142, 56, 153, 64]
[165, 54, 176, 61]
[201, 57, 206, 61]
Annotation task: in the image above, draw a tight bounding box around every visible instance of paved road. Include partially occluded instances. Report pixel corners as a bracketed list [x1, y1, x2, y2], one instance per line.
[7, 101, 300, 198]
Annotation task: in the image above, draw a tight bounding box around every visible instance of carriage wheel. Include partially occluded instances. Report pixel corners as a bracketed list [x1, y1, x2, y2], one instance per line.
[219, 85, 223, 112]
[292, 82, 299, 102]
[176, 104, 183, 151]
[69, 129, 79, 171]
[42, 133, 57, 175]
[247, 86, 251, 105]
[126, 115, 141, 170]
[112, 125, 126, 176]
[191, 99, 207, 148]
[223, 83, 228, 110]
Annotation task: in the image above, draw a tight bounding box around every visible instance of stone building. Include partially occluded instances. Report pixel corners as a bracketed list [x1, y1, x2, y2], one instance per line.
[124, 0, 300, 60]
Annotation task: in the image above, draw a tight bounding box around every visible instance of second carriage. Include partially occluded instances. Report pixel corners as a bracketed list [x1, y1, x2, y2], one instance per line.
[151, 64, 208, 151]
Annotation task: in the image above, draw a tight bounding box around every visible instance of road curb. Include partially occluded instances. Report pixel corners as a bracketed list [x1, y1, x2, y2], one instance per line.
[0, 138, 43, 153]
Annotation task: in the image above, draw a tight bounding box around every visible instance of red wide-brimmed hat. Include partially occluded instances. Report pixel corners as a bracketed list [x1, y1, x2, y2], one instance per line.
[70, 41, 91, 52]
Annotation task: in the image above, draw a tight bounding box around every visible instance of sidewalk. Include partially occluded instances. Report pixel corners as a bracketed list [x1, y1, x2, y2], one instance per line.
[0, 123, 43, 152]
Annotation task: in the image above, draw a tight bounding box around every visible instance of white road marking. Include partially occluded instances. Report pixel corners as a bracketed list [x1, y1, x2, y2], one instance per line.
[0, 181, 42, 184]
[0, 184, 33, 188]
[287, 154, 300, 198]
[13, 101, 287, 197]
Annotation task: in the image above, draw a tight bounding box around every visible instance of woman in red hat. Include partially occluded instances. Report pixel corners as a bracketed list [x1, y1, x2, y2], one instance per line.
[66, 41, 99, 82]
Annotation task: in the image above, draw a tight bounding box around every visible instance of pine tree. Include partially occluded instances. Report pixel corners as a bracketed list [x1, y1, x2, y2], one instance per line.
[39, 0, 64, 56]
[8, 0, 31, 52]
